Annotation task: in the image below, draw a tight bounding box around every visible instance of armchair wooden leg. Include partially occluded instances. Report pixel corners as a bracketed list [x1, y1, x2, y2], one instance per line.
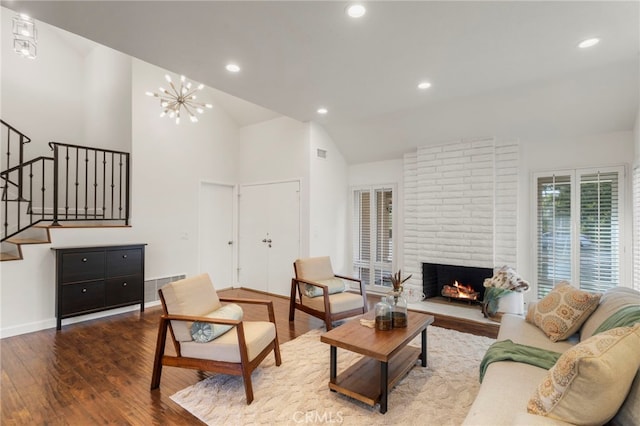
[289, 279, 297, 322]
[324, 316, 333, 330]
[242, 368, 254, 405]
[273, 340, 282, 366]
[151, 317, 168, 390]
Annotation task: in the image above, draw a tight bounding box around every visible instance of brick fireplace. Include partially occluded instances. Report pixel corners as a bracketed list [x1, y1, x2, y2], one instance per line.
[422, 263, 493, 302]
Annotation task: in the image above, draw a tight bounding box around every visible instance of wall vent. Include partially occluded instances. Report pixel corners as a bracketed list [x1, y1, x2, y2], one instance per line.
[316, 148, 327, 159]
[144, 274, 186, 303]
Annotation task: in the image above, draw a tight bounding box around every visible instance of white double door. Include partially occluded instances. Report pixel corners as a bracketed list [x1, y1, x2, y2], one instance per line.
[238, 181, 300, 296]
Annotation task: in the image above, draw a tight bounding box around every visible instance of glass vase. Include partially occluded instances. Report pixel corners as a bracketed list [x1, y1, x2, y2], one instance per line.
[385, 289, 408, 328]
[374, 300, 393, 331]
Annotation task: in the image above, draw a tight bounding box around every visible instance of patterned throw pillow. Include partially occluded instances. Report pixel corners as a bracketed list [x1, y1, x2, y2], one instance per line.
[190, 303, 243, 343]
[526, 282, 601, 342]
[528, 324, 640, 425]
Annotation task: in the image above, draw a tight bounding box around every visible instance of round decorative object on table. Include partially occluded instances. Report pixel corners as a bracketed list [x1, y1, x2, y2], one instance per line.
[375, 300, 393, 331]
[386, 290, 408, 328]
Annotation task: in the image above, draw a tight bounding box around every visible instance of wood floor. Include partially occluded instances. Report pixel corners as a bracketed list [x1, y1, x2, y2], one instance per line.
[0, 288, 497, 425]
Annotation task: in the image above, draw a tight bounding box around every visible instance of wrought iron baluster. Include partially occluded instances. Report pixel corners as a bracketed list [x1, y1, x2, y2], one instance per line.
[74, 148, 79, 220]
[52, 144, 60, 226]
[118, 154, 123, 219]
[102, 151, 106, 219]
[110, 152, 115, 219]
[124, 153, 130, 225]
[84, 148, 89, 219]
[65, 146, 69, 219]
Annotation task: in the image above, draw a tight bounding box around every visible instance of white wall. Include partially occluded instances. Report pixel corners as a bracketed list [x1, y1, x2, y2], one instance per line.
[83, 45, 132, 152]
[238, 116, 308, 184]
[1, 9, 86, 158]
[308, 122, 349, 273]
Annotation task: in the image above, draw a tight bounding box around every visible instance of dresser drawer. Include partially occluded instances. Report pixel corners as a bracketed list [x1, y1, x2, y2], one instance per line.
[60, 281, 105, 315]
[106, 248, 142, 278]
[60, 251, 105, 283]
[105, 275, 142, 306]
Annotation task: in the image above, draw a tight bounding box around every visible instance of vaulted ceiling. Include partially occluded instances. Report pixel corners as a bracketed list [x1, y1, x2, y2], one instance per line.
[3, 1, 639, 164]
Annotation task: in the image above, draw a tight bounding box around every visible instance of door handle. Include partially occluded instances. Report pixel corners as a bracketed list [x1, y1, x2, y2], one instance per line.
[262, 238, 272, 243]
[228, 241, 233, 245]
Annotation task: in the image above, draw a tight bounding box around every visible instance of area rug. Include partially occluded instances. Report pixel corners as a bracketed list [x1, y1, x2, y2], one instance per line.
[171, 326, 495, 425]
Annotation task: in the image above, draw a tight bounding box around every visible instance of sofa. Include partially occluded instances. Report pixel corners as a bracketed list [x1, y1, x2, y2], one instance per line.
[463, 285, 640, 426]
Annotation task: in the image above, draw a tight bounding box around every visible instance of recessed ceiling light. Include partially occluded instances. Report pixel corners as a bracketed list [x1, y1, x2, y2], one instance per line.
[417, 81, 432, 90]
[346, 4, 366, 18]
[225, 63, 241, 73]
[317, 107, 328, 115]
[578, 38, 600, 49]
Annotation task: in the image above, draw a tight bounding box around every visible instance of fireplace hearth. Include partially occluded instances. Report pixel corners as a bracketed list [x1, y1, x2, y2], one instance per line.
[422, 263, 493, 302]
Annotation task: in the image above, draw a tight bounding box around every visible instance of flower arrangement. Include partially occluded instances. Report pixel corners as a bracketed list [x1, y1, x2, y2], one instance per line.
[390, 270, 412, 292]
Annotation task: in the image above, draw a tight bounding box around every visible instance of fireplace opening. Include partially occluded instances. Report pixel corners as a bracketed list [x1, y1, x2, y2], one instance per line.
[422, 263, 493, 303]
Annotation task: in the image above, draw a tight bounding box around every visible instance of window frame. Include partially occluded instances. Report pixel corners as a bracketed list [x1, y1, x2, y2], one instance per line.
[532, 165, 625, 298]
[351, 184, 396, 293]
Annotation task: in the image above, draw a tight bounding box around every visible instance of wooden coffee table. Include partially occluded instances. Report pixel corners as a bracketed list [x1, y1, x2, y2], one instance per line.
[320, 310, 435, 414]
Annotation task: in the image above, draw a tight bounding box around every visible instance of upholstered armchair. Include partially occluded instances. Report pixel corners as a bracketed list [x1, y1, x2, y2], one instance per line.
[289, 256, 367, 330]
[151, 273, 281, 404]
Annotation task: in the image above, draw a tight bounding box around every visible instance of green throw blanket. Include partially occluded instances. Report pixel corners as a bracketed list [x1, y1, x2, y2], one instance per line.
[479, 339, 562, 383]
[593, 305, 640, 335]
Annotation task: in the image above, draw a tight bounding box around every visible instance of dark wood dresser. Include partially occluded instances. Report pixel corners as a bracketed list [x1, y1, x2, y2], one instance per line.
[53, 244, 146, 330]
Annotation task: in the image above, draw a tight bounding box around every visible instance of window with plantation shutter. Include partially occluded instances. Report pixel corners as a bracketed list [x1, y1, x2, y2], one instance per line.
[535, 167, 624, 298]
[353, 186, 394, 290]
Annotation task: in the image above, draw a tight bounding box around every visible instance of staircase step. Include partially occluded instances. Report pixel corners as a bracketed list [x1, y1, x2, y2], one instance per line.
[0, 252, 22, 261]
[6, 237, 50, 245]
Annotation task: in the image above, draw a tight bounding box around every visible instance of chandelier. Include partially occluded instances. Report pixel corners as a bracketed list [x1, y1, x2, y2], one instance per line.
[12, 13, 37, 59]
[146, 74, 213, 124]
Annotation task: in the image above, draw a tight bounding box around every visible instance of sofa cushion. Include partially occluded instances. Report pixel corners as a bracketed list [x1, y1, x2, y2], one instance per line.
[499, 313, 576, 353]
[580, 286, 640, 341]
[304, 277, 346, 297]
[301, 291, 363, 313]
[526, 282, 601, 342]
[527, 324, 640, 425]
[190, 303, 243, 342]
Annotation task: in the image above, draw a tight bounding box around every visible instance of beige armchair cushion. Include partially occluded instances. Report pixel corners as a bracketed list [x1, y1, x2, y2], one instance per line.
[301, 291, 364, 313]
[294, 256, 334, 281]
[181, 321, 276, 363]
[161, 273, 223, 342]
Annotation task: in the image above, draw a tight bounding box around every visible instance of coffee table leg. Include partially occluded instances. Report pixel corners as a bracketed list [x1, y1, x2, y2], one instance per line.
[421, 328, 427, 367]
[330, 345, 337, 384]
[380, 361, 388, 414]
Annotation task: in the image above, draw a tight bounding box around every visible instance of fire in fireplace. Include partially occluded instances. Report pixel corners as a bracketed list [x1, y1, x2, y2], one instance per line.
[441, 280, 480, 301]
[422, 263, 493, 302]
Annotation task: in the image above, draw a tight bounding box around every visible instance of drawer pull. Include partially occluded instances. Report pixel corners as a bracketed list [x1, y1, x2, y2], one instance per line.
[122, 282, 127, 287]
[122, 254, 127, 259]
[82, 288, 87, 293]
[82, 258, 88, 262]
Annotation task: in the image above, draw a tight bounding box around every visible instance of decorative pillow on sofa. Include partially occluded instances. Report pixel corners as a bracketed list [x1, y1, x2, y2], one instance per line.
[527, 324, 640, 425]
[190, 303, 243, 343]
[526, 282, 601, 342]
[304, 277, 345, 298]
